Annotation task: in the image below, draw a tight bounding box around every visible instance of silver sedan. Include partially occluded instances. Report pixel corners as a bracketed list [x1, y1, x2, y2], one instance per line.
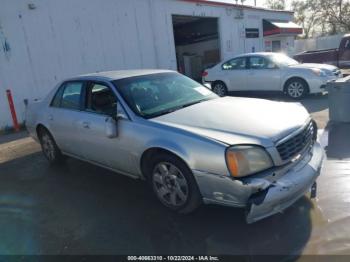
[26, 70, 323, 223]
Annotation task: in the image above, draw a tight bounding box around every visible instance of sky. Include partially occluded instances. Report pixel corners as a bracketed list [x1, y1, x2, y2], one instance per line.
[209, 0, 293, 10]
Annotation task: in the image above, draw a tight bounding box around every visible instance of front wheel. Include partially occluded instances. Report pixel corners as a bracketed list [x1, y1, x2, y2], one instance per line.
[284, 79, 309, 99]
[212, 81, 228, 97]
[149, 153, 202, 214]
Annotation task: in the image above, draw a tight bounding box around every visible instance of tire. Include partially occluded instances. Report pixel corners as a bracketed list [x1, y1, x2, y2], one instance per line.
[284, 78, 309, 99]
[147, 153, 202, 214]
[38, 127, 65, 165]
[212, 81, 228, 97]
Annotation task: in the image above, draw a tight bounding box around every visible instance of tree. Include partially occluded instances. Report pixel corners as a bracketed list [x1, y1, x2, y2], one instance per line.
[291, 0, 350, 38]
[265, 0, 285, 10]
[291, 0, 323, 38]
[319, 0, 350, 33]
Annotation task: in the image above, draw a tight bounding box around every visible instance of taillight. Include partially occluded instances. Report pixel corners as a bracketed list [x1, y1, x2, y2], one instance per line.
[202, 71, 208, 77]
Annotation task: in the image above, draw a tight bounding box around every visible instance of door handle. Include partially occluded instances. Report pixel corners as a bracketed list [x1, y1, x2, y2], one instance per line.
[82, 122, 90, 129]
[48, 115, 53, 121]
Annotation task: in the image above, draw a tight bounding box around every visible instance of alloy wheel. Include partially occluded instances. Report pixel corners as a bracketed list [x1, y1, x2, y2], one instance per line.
[152, 162, 189, 207]
[287, 81, 305, 98]
[213, 83, 227, 97]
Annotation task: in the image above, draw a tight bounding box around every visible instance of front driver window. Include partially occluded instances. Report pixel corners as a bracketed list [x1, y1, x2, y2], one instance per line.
[86, 83, 117, 116]
[222, 57, 246, 70]
[249, 57, 267, 69]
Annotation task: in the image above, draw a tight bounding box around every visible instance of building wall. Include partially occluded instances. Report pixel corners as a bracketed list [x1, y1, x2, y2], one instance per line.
[0, 0, 294, 129]
[264, 36, 295, 54]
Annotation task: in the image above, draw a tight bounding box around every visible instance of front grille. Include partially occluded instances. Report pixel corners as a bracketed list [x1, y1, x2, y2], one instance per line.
[276, 121, 315, 161]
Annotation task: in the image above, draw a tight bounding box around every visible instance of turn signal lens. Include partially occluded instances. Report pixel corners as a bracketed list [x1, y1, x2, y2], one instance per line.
[202, 71, 208, 77]
[226, 151, 238, 176]
[226, 150, 248, 177]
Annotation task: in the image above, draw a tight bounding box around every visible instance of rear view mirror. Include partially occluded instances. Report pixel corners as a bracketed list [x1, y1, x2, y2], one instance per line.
[105, 116, 118, 138]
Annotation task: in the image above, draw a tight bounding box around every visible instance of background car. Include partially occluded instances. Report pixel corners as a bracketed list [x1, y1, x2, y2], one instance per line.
[202, 52, 342, 99]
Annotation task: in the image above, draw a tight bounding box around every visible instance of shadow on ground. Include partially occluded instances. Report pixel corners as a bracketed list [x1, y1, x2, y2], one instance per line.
[0, 151, 314, 257]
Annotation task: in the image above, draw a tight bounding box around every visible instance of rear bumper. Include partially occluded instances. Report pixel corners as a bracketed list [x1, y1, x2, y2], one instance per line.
[193, 142, 324, 223]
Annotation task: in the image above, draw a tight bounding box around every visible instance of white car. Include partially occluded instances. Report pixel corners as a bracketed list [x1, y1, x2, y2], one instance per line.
[202, 52, 342, 99]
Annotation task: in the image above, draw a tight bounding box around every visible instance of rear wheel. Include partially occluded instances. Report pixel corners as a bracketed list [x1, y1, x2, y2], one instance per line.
[284, 78, 309, 99]
[148, 153, 202, 214]
[212, 81, 228, 97]
[38, 128, 64, 165]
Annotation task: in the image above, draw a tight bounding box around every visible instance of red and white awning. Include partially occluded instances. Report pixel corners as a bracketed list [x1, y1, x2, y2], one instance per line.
[263, 19, 303, 37]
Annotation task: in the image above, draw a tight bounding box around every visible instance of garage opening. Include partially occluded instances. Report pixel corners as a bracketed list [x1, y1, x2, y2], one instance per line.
[172, 15, 221, 81]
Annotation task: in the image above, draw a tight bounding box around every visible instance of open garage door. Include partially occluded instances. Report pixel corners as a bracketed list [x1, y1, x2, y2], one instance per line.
[172, 15, 221, 81]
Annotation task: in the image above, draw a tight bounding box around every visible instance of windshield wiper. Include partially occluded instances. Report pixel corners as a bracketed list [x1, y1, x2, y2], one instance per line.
[148, 99, 209, 118]
[147, 106, 184, 118]
[181, 98, 209, 108]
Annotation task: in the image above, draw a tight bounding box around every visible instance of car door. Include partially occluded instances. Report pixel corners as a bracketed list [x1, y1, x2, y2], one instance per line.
[48, 81, 86, 156]
[221, 57, 248, 91]
[246, 56, 281, 91]
[77, 81, 136, 174]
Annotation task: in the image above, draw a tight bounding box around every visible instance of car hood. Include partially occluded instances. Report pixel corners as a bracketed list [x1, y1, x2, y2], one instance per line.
[289, 63, 337, 71]
[151, 97, 310, 147]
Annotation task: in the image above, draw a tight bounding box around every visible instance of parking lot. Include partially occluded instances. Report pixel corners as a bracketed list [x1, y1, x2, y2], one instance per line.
[0, 93, 350, 257]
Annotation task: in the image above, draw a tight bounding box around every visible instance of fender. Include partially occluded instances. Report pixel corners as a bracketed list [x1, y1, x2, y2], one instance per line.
[141, 137, 192, 169]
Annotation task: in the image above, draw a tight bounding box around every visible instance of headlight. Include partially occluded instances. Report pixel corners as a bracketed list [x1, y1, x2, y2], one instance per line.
[311, 68, 327, 77]
[226, 146, 273, 178]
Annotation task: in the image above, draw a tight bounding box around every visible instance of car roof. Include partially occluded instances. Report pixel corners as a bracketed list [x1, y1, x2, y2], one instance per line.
[235, 52, 278, 58]
[67, 69, 175, 82]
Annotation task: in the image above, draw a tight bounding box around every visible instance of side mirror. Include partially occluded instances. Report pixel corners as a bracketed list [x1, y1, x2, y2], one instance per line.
[105, 116, 118, 138]
[116, 112, 128, 120]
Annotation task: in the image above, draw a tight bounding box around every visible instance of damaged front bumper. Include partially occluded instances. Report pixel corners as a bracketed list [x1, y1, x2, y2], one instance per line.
[193, 142, 324, 223]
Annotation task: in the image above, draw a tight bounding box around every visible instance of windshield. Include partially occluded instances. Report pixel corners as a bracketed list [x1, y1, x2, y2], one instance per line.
[269, 53, 299, 66]
[113, 72, 218, 118]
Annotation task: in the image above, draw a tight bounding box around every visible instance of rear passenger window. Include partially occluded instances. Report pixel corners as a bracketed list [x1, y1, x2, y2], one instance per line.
[61, 82, 83, 110]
